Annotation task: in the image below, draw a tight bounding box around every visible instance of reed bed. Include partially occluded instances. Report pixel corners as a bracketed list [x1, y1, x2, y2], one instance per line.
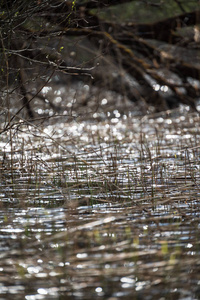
[0, 106, 199, 299]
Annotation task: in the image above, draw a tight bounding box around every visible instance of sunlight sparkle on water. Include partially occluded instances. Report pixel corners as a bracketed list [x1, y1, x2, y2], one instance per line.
[77, 253, 88, 258]
[186, 243, 193, 248]
[54, 89, 61, 95]
[55, 96, 62, 103]
[95, 287, 103, 293]
[101, 98, 108, 105]
[157, 117, 164, 123]
[37, 109, 44, 115]
[113, 109, 121, 118]
[121, 277, 135, 284]
[135, 281, 147, 291]
[83, 84, 90, 91]
[153, 84, 160, 91]
[2, 228, 23, 233]
[160, 85, 168, 92]
[111, 118, 119, 123]
[77, 264, 84, 269]
[68, 123, 84, 135]
[41, 86, 52, 95]
[27, 266, 41, 274]
[26, 287, 59, 299]
[93, 112, 100, 118]
[166, 119, 172, 124]
[166, 134, 178, 139]
[37, 288, 48, 295]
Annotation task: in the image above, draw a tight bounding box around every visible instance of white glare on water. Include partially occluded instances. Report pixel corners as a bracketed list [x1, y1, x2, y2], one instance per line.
[37, 288, 48, 295]
[101, 98, 108, 105]
[41, 86, 52, 95]
[95, 287, 103, 293]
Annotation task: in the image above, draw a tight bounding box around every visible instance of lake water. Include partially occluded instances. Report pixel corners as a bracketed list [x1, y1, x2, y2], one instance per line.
[0, 106, 200, 299]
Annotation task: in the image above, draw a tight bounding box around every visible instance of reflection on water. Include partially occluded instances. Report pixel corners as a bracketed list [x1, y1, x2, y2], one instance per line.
[0, 109, 200, 299]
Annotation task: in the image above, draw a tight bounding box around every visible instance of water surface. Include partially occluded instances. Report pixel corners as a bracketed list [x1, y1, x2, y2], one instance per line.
[0, 108, 200, 299]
